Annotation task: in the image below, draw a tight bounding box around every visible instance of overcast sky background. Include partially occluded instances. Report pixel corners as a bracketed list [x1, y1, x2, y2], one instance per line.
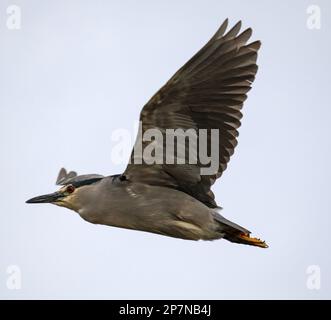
[0, 0, 330, 299]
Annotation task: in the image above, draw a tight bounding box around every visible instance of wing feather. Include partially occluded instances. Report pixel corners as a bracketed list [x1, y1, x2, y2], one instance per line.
[124, 20, 260, 208]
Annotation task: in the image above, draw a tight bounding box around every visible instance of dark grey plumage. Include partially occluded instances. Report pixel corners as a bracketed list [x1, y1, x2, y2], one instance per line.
[26, 20, 267, 248]
[125, 19, 260, 208]
[56, 168, 104, 188]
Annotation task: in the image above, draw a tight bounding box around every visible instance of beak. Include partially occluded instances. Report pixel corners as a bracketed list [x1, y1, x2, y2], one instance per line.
[26, 191, 63, 204]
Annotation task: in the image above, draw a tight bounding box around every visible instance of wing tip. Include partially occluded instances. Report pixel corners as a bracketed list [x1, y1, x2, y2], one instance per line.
[214, 18, 229, 39]
[248, 40, 262, 51]
[56, 167, 78, 186]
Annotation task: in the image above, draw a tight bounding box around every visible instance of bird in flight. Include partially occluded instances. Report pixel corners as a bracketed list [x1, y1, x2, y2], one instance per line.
[27, 19, 267, 248]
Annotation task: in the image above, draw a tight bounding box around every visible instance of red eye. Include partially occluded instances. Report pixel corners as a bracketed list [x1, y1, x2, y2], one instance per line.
[66, 185, 75, 194]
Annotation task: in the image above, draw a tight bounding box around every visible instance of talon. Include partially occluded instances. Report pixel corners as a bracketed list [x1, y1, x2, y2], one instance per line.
[239, 233, 268, 248]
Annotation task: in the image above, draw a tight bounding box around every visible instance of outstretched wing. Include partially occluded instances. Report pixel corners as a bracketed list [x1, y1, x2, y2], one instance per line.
[56, 168, 78, 185]
[56, 168, 103, 187]
[124, 19, 260, 208]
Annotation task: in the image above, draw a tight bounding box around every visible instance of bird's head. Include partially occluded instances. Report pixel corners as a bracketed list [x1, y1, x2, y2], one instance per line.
[26, 168, 104, 211]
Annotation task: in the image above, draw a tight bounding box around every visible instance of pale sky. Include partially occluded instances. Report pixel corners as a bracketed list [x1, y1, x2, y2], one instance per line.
[0, 0, 330, 299]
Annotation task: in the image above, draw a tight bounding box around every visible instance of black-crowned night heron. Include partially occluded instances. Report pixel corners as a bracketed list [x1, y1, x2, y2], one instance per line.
[26, 20, 268, 248]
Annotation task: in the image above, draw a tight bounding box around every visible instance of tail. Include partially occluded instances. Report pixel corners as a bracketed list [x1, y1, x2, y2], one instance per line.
[214, 211, 268, 248]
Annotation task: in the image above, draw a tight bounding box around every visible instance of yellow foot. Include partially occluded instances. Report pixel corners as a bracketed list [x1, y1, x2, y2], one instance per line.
[239, 233, 269, 248]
